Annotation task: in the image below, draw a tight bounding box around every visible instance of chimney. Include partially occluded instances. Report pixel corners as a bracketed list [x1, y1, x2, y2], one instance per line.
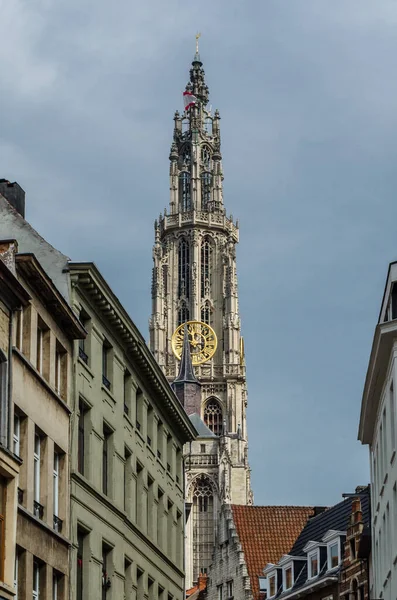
[0, 240, 18, 275]
[0, 179, 25, 217]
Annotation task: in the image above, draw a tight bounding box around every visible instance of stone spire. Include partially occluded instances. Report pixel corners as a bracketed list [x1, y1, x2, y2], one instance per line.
[186, 44, 209, 106]
[172, 326, 201, 414]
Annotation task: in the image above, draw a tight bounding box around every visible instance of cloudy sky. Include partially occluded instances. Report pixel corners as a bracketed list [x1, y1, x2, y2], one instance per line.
[2, 0, 397, 506]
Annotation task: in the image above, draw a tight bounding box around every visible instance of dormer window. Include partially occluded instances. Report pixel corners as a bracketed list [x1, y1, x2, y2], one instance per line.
[328, 542, 339, 569]
[308, 550, 319, 578]
[283, 566, 293, 591]
[268, 574, 276, 597]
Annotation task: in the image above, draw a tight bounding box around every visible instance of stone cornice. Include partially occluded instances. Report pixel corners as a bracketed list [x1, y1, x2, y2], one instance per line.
[68, 263, 197, 444]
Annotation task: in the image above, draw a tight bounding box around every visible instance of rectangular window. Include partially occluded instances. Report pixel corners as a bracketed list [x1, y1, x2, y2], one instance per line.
[77, 530, 85, 600]
[0, 477, 6, 581]
[124, 558, 132, 599]
[36, 326, 43, 373]
[136, 387, 143, 432]
[102, 543, 112, 600]
[13, 413, 20, 456]
[78, 310, 90, 364]
[137, 568, 144, 598]
[53, 573, 58, 600]
[284, 567, 292, 590]
[34, 433, 42, 517]
[269, 575, 276, 597]
[15, 309, 23, 351]
[309, 552, 318, 577]
[157, 420, 163, 460]
[382, 408, 387, 477]
[53, 452, 61, 532]
[78, 400, 87, 475]
[390, 383, 396, 455]
[217, 584, 223, 600]
[102, 425, 112, 496]
[33, 561, 40, 600]
[102, 342, 111, 390]
[226, 580, 233, 598]
[124, 370, 131, 416]
[55, 343, 67, 398]
[329, 542, 339, 568]
[200, 444, 206, 453]
[14, 551, 18, 598]
[124, 446, 131, 513]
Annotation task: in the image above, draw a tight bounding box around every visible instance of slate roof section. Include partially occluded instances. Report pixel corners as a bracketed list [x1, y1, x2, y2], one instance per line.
[289, 493, 370, 557]
[273, 490, 371, 599]
[189, 413, 216, 437]
[231, 505, 315, 600]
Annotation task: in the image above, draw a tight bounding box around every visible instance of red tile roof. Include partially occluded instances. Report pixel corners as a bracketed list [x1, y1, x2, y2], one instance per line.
[231, 505, 314, 600]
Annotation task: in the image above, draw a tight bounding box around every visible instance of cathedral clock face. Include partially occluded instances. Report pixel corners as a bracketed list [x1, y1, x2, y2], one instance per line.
[171, 321, 217, 365]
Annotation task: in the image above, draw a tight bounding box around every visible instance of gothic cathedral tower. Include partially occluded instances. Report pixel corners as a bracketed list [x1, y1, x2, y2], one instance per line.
[149, 46, 252, 588]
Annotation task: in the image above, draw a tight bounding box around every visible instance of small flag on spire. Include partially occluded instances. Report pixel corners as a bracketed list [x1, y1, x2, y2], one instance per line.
[183, 91, 198, 111]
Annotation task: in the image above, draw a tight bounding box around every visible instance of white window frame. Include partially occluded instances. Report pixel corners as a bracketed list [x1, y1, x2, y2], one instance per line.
[268, 574, 276, 598]
[33, 561, 40, 600]
[53, 452, 59, 518]
[283, 565, 293, 591]
[226, 580, 233, 598]
[308, 549, 320, 579]
[217, 584, 223, 600]
[327, 540, 340, 570]
[13, 414, 20, 456]
[34, 434, 41, 504]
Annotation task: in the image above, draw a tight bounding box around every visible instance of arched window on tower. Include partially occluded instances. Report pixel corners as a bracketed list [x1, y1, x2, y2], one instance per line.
[201, 146, 211, 170]
[201, 172, 212, 210]
[181, 144, 191, 166]
[178, 238, 190, 299]
[178, 301, 190, 326]
[179, 172, 191, 212]
[201, 300, 211, 325]
[204, 398, 223, 436]
[200, 237, 211, 299]
[192, 475, 214, 583]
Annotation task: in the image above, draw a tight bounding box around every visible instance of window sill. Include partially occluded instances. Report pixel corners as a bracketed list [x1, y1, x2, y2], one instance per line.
[78, 355, 94, 379]
[101, 384, 115, 404]
[0, 580, 17, 599]
[123, 412, 134, 430]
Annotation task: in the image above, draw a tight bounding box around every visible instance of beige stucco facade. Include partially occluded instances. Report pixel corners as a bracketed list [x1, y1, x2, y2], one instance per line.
[69, 263, 196, 600]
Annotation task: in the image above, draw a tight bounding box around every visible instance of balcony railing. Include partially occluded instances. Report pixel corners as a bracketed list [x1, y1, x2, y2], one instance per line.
[185, 454, 218, 467]
[102, 375, 111, 390]
[79, 346, 88, 364]
[33, 501, 44, 519]
[53, 515, 63, 533]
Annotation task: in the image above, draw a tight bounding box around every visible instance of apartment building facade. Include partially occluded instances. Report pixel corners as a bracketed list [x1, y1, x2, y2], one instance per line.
[69, 262, 197, 600]
[0, 241, 30, 600]
[12, 250, 85, 600]
[359, 261, 397, 600]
